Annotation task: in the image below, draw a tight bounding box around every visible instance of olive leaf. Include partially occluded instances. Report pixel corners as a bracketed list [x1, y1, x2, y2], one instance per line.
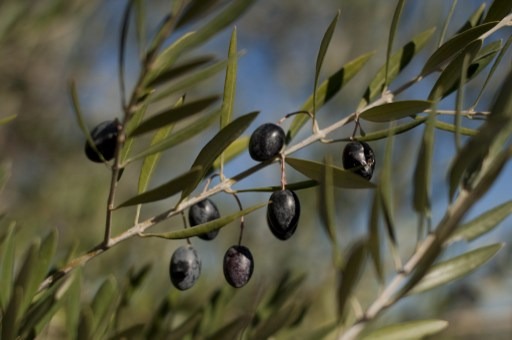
[146, 55, 216, 87]
[384, 0, 406, 87]
[359, 100, 432, 122]
[362, 319, 448, 340]
[483, 0, 512, 23]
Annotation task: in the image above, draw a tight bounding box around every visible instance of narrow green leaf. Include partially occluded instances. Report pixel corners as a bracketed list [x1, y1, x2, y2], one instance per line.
[208, 315, 251, 340]
[483, 0, 512, 23]
[121, 102, 148, 163]
[434, 120, 477, 136]
[0, 114, 17, 126]
[251, 303, 305, 339]
[65, 270, 82, 340]
[221, 27, 238, 129]
[288, 51, 374, 142]
[456, 4, 485, 34]
[3, 287, 22, 340]
[134, 0, 146, 58]
[337, 240, 367, 321]
[125, 109, 221, 164]
[319, 155, 338, 248]
[140, 202, 266, 239]
[448, 201, 512, 244]
[77, 306, 95, 340]
[176, 0, 223, 28]
[167, 311, 204, 339]
[360, 100, 432, 122]
[368, 191, 383, 283]
[211, 136, 249, 171]
[130, 96, 219, 136]
[237, 180, 318, 193]
[146, 55, 216, 87]
[181, 111, 259, 199]
[313, 10, 340, 116]
[385, 0, 407, 87]
[359, 27, 436, 109]
[343, 117, 428, 142]
[286, 157, 376, 189]
[117, 166, 203, 208]
[420, 22, 497, 76]
[14, 240, 40, 317]
[0, 222, 16, 310]
[362, 319, 448, 340]
[410, 243, 503, 294]
[92, 276, 118, 339]
[438, 0, 458, 47]
[118, 0, 133, 107]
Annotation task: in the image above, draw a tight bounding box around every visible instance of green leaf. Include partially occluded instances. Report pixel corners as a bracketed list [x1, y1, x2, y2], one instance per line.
[359, 100, 432, 122]
[130, 96, 219, 136]
[385, 0, 407, 87]
[140, 202, 266, 239]
[146, 55, 216, 87]
[147, 0, 255, 83]
[118, 0, 133, 107]
[181, 111, 259, 199]
[251, 303, 305, 339]
[313, 10, 340, 116]
[236, 179, 318, 193]
[108, 324, 145, 340]
[211, 136, 249, 171]
[286, 157, 376, 189]
[362, 319, 448, 340]
[410, 243, 503, 294]
[208, 315, 251, 340]
[65, 270, 82, 340]
[91, 276, 118, 339]
[456, 4, 485, 34]
[176, 0, 223, 28]
[121, 102, 148, 163]
[0, 222, 16, 310]
[0, 114, 17, 126]
[343, 117, 428, 142]
[117, 166, 203, 208]
[421, 22, 497, 76]
[483, 0, 512, 23]
[221, 27, 238, 129]
[337, 240, 367, 321]
[359, 27, 436, 109]
[13, 240, 40, 317]
[447, 200, 512, 244]
[319, 155, 338, 249]
[434, 120, 478, 136]
[134, 0, 146, 57]
[288, 51, 374, 142]
[368, 191, 383, 283]
[125, 109, 221, 164]
[77, 306, 95, 340]
[3, 287, 22, 340]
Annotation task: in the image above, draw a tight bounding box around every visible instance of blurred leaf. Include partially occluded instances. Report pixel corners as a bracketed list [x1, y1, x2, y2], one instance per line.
[147, 55, 216, 87]
[237, 179, 318, 193]
[362, 319, 448, 340]
[421, 22, 496, 76]
[140, 202, 266, 239]
[117, 166, 203, 208]
[434, 120, 478, 136]
[14, 240, 41, 317]
[438, 0, 458, 47]
[337, 240, 367, 321]
[359, 27, 436, 109]
[211, 136, 249, 171]
[410, 243, 503, 294]
[221, 27, 238, 129]
[167, 311, 203, 339]
[108, 324, 145, 340]
[447, 200, 512, 244]
[368, 191, 383, 283]
[176, 0, 222, 28]
[483, 0, 512, 23]
[130, 95, 219, 136]
[151, 59, 229, 103]
[345, 117, 428, 142]
[0, 222, 15, 310]
[118, 0, 133, 107]
[360, 100, 432, 122]
[148, 0, 255, 83]
[91, 276, 118, 339]
[181, 111, 259, 199]
[313, 10, 340, 116]
[126, 109, 221, 164]
[65, 270, 82, 340]
[251, 303, 305, 339]
[456, 4, 485, 34]
[286, 158, 376, 189]
[121, 102, 148, 163]
[0, 114, 17, 126]
[319, 155, 338, 249]
[77, 306, 95, 340]
[208, 315, 251, 340]
[266, 271, 306, 311]
[134, 0, 146, 57]
[288, 51, 374, 142]
[428, 39, 482, 100]
[385, 0, 407, 87]
[3, 287, 22, 340]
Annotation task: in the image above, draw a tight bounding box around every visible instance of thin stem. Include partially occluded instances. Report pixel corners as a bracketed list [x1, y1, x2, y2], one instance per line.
[280, 153, 287, 190]
[230, 193, 245, 245]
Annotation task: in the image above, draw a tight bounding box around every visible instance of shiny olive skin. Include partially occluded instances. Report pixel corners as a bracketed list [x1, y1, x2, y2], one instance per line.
[223, 245, 254, 288]
[248, 123, 285, 161]
[267, 190, 301, 240]
[84, 120, 119, 162]
[188, 199, 221, 240]
[342, 141, 375, 180]
[169, 245, 201, 291]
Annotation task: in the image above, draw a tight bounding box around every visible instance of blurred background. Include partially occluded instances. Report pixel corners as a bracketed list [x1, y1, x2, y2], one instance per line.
[0, 0, 511, 338]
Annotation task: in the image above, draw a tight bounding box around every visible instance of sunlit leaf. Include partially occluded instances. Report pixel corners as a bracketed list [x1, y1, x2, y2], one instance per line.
[0, 222, 16, 310]
[130, 96, 219, 136]
[421, 22, 497, 76]
[362, 319, 448, 340]
[140, 202, 266, 239]
[286, 158, 376, 189]
[117, 166, 203, 208]
[359, 100, 432, 122]
[483, 0, 512, 23]
[181, 111, 259, 198]
[288, 51, 374, 142]
[146, 55, 216, 87]
[410, 243, 503, 294]
[447, 200, 512, 244]
[359, 27, 436, 109]
[385, 0, 407, 87]
[236, 180, 318, 193]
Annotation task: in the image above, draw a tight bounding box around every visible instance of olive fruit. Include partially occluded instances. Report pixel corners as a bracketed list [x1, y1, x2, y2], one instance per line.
[342, 141, 375, 180]
[248, 123, 285, 161]
[188, 199, 221, 240]
[267, 189, 301, 240]
[223, 245, 254, 288]
[84, 120, 119, 162]
[169, 245, 201, 290]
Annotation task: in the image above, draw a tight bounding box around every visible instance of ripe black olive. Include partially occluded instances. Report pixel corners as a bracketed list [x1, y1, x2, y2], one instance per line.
[169, 245, 201, 290]
[84, 120, 119, 162]
[223, 245, 254, 288]
[267, 189, 301, 240]
[342, 141, 375, 180]
[188, 199, 221, 240]
[248, 123, 285, 162]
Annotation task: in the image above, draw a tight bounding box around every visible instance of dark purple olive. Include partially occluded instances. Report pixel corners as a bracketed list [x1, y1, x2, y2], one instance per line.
[169, 245, 201, 290]
[342, 141, 375, 180]
[267, 190, 301, 240]
[188, 199, 221, 240]
[249, 123, 285, 162]
[84, 120, 119, 162]
[223, 245, 254, 288]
